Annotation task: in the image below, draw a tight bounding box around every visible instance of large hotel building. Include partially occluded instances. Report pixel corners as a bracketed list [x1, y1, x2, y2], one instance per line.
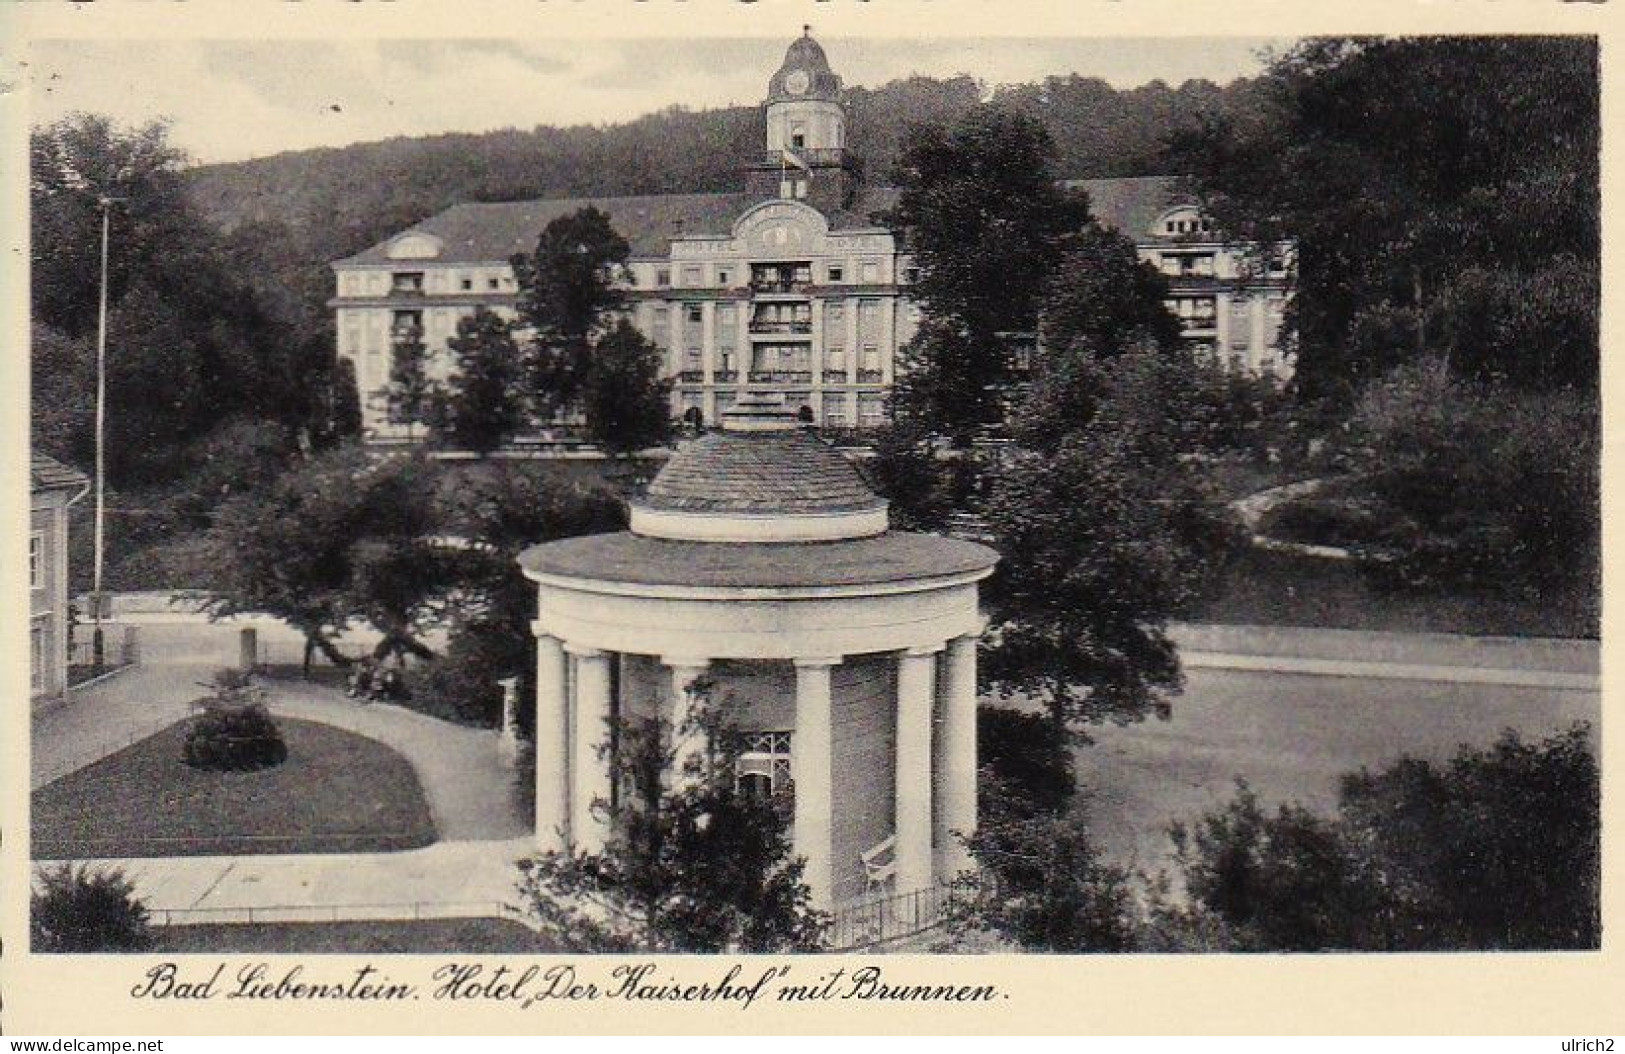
[331, 32, 1290, 442]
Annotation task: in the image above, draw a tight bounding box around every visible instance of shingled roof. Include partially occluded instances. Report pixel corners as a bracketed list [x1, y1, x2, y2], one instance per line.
[335, 186, 901, 268]
[30, 452, 89, 494]
[521, 529, 997, 590]
[1067, 176, 1187, 243]
[641, 427, 884, 515]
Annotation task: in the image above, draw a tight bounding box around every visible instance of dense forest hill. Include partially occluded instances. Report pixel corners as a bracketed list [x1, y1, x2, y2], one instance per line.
[184, 72, 1264, 341]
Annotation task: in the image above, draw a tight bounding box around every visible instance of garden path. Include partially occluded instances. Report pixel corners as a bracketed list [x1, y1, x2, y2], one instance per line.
[264, 682, 529, 842]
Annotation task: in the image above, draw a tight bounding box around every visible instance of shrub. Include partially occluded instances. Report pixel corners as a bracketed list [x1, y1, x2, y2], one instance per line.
[952, 805, 1140, 952]
[404, 627, 509, 728]
[1172, 724, 1599, 951]
[32, 862, 153, 952]
[1348, 359, 1599, 605]
[183, 669, 287, 772]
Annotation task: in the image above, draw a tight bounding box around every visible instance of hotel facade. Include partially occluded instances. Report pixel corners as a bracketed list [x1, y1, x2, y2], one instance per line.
[331, 34, 1291, 443]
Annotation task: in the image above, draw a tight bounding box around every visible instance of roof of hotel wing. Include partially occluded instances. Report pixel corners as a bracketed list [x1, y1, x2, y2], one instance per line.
[333, 177, 1185, 268]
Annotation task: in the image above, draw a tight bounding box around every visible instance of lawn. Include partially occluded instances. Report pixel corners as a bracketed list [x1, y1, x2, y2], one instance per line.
[150, 917, 555, 954]
[1193, 546, 1597, 639]
[32, 717, 437, 859]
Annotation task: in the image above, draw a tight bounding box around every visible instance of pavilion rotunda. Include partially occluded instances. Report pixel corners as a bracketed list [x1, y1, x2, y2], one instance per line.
[517, 399, 999, 906]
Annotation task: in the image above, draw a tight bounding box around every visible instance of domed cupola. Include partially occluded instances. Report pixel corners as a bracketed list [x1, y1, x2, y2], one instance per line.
[629, 396, 888, 543]
[767, 28, 843, 104]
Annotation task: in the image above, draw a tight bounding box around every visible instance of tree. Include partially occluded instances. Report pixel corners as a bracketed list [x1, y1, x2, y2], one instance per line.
[977, 706, 1076, 818]
[385, 325, 438, 442]
[980, 435, 1231, 736]
[512, 207, 632, 417]
[436, 308, 527, 455]
[883, 105, 1090, 441]
[983, 346, 1246, 738]
[1172, 37, 1599, 398]
[31, 115, 310, 484]
[577, 319, 672, 457]
[202, 446, 444, 668]
[1037, 223, 1184, 363]
[516, 684, 827, 952]
[420, 465, 625, 728]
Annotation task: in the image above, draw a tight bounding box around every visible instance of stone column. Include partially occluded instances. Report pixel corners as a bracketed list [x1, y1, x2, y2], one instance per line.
[532, 630, 569, 852]
[664, 656, 711, 789]
[935, 634, 979, 879]
[568, 645, 614, 853]
[793, 656, 840, 908]
[895, 644, 941, 893]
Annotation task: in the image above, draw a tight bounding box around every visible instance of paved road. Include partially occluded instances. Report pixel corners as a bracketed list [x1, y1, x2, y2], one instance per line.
[1078, 665, 1599, 872]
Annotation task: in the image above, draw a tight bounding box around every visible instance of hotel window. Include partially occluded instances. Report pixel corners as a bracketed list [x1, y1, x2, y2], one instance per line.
[390, 272, 424, 294]
[686, 304, 703, 324]
[827, 264, 844, 283]
[823, 394, 849, 426]
[656, 268, 671, 287]
[717, 267, 731, 286]
[652, 307, 670, 347]
[685, 348, 702, 370]
[682, 265, 702, 287]
[460, 275, 473, 291]
[717, 304, 737, 329]
[860, 260, 879, 283]
[904, 266, 921, 284]
[861, 344, 881, 370]
[736, 731, 793, 800]
[825, 347, 846, 369]
[30, 532, 43, 591]
[487, 277, 501, 290]
[858, 394, 887, 426]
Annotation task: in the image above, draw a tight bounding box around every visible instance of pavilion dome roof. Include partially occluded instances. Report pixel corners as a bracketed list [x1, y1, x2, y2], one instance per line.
[629, 397, 887, 543]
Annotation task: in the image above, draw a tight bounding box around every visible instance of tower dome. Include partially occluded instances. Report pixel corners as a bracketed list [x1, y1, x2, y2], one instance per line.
[629, 396, 888, 543]
[767, 27, 843, 104]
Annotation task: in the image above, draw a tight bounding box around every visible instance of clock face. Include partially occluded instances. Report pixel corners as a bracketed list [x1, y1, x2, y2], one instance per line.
[785, 70, 810, 95]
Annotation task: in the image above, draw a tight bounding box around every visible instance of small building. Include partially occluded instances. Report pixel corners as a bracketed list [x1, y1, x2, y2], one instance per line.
[518, 398, 999, 906]
[30, 452, 89, 705]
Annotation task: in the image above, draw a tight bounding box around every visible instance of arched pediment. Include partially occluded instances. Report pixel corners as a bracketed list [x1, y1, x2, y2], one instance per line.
[732, 200, 829, 256]
[386, 232, 444, 260]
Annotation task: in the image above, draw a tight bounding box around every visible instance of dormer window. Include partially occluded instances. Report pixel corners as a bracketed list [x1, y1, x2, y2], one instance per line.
[391, 272, 425, 295]
[791, 130, 806, 149]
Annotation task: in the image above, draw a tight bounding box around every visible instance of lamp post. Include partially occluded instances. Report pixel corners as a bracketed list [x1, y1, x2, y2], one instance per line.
[91, 195, 123, 674]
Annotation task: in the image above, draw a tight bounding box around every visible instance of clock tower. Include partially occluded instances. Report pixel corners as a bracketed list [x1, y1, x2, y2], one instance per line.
[746, 28, 857, 213]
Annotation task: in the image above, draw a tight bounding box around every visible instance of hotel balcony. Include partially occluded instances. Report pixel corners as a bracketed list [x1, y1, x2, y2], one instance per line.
[747, 370, 814, 384]
[678, 370, 705, 384]
[749, 320, 813, 335]
[822, 369, 849, 384]
[856, 369, 885, 383]
[713, 370, 739, 383]
[749, 279, 813, 296]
